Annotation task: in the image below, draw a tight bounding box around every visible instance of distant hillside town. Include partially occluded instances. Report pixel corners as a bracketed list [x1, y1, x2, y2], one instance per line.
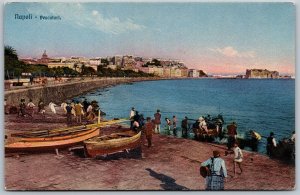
[21, 50, 208, 78]
[19, 50, 293, 79]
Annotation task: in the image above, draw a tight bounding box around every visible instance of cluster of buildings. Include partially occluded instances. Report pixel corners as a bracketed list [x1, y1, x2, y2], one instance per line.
[21, 51, 292, 79]
[21, 51, 207, 78]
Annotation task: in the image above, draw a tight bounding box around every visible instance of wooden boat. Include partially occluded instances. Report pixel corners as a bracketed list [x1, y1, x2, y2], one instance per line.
[84, 131, 142, 158]
[5, 127, 100, 153]
[10, 118, 128, 138]
[5, 118, 129, 153]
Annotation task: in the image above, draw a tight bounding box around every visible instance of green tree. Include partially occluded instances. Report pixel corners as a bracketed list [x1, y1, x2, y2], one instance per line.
[4, 45, 21, 79]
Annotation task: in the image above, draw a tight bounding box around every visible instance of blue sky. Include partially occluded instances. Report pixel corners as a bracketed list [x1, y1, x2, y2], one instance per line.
[4, 2, 295, 75]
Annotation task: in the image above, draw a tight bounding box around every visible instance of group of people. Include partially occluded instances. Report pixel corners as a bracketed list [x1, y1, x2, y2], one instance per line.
[7, 97, 99, 125]
[201, 141, 244, 190]
[129, 107, 157, 147]
[61, 99, 100, 125]
[130, 108, 191, 139]
[199, 121, 244, 190]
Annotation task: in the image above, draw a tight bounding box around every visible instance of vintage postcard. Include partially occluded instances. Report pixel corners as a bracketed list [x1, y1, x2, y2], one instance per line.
[3, 1, 295, 191]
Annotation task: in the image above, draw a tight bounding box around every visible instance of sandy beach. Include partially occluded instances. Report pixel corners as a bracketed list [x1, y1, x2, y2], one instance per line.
[4, 106, 295, 191]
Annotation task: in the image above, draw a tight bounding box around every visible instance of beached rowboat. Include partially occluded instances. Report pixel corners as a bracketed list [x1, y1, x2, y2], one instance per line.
[5, 127, 100, 153]
[84, 131, 142, 158]
[10, 118, 128, 138]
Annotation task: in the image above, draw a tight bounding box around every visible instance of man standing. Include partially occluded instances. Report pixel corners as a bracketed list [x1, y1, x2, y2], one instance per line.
[201, 150, 227, 190]
[227, 122, 237, 151]
[181, 116, 188, 138]
[130, 107, 136, 130]
[66, 103, 73, 125]
[233, 143, 243, 177]
[172, 115, 177, 136]
[38, 99, 45, 117]
[199, 116, 208, 134]
[144, 117, 154, 147]
[82, 99, 89, 113]
[250, 130, 261, 151]
[154, 109, 161, 134]
[266, 132, 277, 156]
[19, 98, 26, 117]
[74, 101, 83, 123]
[27, 99, 35, 116]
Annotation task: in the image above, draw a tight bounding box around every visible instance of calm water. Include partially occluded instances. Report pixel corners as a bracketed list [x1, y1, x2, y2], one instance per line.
[76, 78, 295, 153]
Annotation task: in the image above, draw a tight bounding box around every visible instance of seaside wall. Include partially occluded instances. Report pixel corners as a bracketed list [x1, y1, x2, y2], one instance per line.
[4, 77, 157, 105]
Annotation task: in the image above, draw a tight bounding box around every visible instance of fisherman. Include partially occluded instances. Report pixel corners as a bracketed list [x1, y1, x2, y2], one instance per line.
[227, 122, 238, 151]
[199, 116, 208, 134]
[61, 102, 67, 114]
[201, 150, 228, 190]
[266, 132, 277, 157]
[27, 99, 36, 116]
[139, 114, 145, 128]
[65, 103, 73, 125]
[165, 117, 171, 132]
[290, 131, 295, 143]
[38, 99, 45, 117]
[181, 116, 188, 138]
[19, 98, 27, 117]
[130, 107, 136, 130]
[82, 98, 89, 113]
[249, 130, 261, 151]
[74, 101, 83, 123]
[233, 143, 243, 177]
[144, 117, 154, 147]
[132, 119, 140, 132]
[172, 115, 177, 136]
[69, 100, 75, 117]
[49, 102, 57, 114]
[154, 109, 162, 134]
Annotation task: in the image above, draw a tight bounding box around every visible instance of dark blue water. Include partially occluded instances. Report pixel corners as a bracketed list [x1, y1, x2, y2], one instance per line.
[77, 79, 295, 153]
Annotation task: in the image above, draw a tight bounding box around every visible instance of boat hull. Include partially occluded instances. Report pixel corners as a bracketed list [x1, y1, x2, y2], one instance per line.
[5, 128, 100, 153]
[84, 131, 141, 158]
[10, 118, 127, 138]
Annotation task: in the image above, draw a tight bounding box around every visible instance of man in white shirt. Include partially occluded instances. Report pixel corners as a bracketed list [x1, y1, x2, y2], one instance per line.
[201, 150, 227, 190]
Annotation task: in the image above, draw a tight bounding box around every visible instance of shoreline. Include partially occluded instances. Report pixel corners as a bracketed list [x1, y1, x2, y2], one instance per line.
[4, 106, 295, 190]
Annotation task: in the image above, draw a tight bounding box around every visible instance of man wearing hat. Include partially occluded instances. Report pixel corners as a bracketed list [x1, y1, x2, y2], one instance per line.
[266, 132, 277, 156]
[201, 150, 228, 190]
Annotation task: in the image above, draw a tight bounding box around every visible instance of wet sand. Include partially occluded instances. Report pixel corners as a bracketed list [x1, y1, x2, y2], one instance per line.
[4, 107, 295, 190]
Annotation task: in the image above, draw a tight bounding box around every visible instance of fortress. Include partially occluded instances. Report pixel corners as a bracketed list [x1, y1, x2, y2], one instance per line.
[245, 69, 279, 79]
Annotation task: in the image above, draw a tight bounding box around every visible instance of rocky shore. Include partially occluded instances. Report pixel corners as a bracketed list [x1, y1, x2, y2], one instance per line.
[4, 106, 295, 191]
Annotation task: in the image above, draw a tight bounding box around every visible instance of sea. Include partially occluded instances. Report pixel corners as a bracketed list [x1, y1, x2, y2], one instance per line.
[75, 78, 295, 154]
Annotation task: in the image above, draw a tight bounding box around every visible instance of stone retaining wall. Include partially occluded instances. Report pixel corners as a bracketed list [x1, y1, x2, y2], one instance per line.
[4, 77, 158, 105]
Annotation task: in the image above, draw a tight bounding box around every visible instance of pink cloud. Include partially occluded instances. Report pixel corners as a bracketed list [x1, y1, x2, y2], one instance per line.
[209, 46, 255, 58]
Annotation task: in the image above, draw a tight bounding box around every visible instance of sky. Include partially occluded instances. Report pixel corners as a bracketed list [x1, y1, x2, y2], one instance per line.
[4, 2, 295, 75]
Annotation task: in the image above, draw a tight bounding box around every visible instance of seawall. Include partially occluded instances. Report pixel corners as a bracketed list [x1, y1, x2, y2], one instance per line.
[4, 77, 158, 105]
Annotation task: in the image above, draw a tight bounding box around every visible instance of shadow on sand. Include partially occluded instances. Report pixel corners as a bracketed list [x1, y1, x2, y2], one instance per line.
[145, 168, 189, 190]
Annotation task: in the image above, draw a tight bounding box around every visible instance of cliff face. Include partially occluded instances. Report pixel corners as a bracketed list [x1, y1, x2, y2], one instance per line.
[245, 69, 279, 79]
